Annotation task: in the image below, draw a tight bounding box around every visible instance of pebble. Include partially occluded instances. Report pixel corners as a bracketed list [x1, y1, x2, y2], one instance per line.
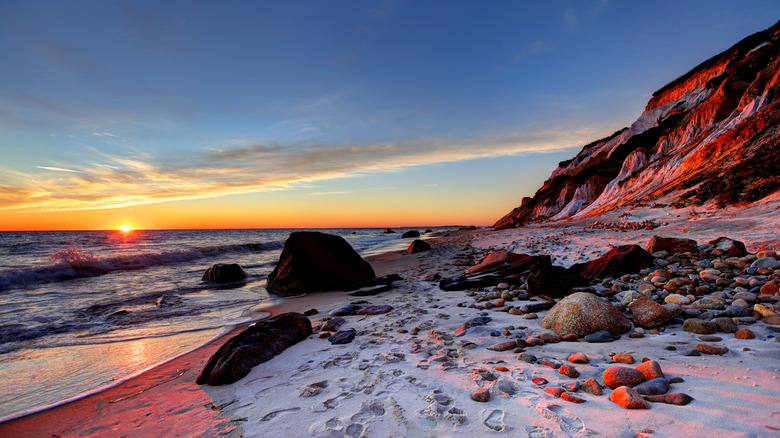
[328, 328, 357, 344]
[532, 377, 549, 385]
[540, 333, 562, 343]
[643, 393, 694, 405]
[508, 308, 523, 315]
[633, 378, 670, 395]
[581, 378, 603, 396]
[523, 313, 538, 320]
[712, 317, 737, 333]
[761, 282, 779, 295]
[544, 387, 565, 397]
[584, 330, 615, 343]
[321, 317, 346, 332]
[735, 328, 756, 339]
[330, 304, 362, 316]
[568, 352, 590, 364]
[563, 333, 578, 342]
[754, 304, 778, 317]
[561, 392, 585, 404]
[471, 389, 490, 402]
[558, 365, 580, 378]
[487, 341, 517, 352]
[682, 318, 717, 334]
[518, 353, 537, 363]
[698, 335, 722, 342]
[610, 386, 651, 409]
[612, 353, 635, 364]
[561, 381, 580, 392]
[358, 305, 393, 315]
[695, 344, 729, 355]
[603, 366, 646, 389]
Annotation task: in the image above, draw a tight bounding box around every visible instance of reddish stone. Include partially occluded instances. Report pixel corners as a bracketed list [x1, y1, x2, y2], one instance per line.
[603, 366, 646, 389]
[558, 365, 580, 378]
[471, 389, 490, 402]
[761, 282, 780, 295]
[568, 352, 589, 364]
[694, 344, 729, 355]
[628, 296, 676, 328]
[568, 245, 654, 281]
[526, 265, 588, 299]
[708, 237, 748, 257]
[643, 393, 694, 405]
[532, 377, 548, 385]
[610, 386, 651, 409]
[735, 328, 756, 339]
[612, 353, 635, 364]
[562, 333, 578, 342]
[544, 387, 565, 397]
[634, 360, 664, 381]
[581, 378, 604, 396]
[645, 236, 699, 254]
[494, 366, 509, 372]
[561, 392, 586, 403]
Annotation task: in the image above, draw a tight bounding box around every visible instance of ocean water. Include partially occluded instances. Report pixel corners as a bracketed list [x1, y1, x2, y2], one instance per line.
[0, 227, 440, 421]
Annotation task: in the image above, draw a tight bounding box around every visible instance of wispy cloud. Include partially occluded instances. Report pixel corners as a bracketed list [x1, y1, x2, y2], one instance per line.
[0, 128, 605, 213]
[36, 166, 84, 173]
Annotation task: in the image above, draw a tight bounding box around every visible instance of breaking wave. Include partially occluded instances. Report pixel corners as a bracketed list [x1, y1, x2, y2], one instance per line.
[0, 240, 284, 291]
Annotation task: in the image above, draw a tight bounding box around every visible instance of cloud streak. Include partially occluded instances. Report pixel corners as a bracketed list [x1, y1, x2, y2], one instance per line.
[0, 128, 605, 213]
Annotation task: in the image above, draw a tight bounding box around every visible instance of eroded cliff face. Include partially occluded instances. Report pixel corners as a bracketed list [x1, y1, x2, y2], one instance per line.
[495, 21, 780, 230]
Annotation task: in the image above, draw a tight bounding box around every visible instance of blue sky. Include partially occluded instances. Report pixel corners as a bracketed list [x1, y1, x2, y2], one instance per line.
[1, 1, 778, 229]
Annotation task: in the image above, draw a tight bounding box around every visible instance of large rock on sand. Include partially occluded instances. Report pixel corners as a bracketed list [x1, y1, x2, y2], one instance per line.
[202, 263, 247, 283]
[568, 244, 654, 281]
[709, 237, 748, 257]
[197, 312, 312, 385]
[439, 251, 551, 291]
[526, 265, 588, 299]
[541, 292, 632, 337]
[266, 232, 375, 296]
[407, 239, 431, 254]
[645, 236, 698, 255]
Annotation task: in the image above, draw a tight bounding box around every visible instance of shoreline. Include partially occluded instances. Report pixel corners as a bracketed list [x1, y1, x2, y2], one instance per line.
[0, 230, 468, 436]
[3, 209, 779, 436]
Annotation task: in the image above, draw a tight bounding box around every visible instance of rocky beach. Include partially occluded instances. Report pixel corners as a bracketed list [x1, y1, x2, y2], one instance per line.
[2, 196, 779, 437]
[2, 14, 779, 438]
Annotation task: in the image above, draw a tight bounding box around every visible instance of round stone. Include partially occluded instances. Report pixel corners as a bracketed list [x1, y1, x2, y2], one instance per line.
[471, 389, 491, 402]
[603, 366, 646, 389]
[694, 344, 729, 355]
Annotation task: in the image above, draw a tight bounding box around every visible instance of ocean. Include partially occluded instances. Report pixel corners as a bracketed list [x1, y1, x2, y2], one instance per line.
[0, 227, 440, 421]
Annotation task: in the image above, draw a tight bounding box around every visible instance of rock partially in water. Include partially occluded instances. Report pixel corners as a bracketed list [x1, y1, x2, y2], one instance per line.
[202, 263, 247, 283]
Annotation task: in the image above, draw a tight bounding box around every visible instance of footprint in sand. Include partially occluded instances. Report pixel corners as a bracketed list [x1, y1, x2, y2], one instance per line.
[483, 409, 505, 431]
[350, 399, 386, 423]
[526, 425, 556, 438]
[299, 380, 328, 397]
[322, 352, 358, 369]
[537, 404, 585, 435]
[259, 407, 301, 421]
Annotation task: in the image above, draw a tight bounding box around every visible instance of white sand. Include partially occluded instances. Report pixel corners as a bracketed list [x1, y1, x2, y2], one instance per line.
[203, 198, 780, 437]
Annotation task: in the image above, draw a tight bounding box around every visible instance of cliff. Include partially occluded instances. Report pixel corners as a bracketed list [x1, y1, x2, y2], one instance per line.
[495, 21, 780, 230]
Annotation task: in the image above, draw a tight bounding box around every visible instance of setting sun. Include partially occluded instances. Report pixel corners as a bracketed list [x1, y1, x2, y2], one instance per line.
[121, 225, 132, 232]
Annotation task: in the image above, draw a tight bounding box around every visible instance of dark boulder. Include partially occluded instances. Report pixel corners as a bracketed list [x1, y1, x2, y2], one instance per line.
[439, 251, 551, 291]
[202, 263, 247, 283]
[709, 237, 748, 257]
[526, 265, 588, 299]
[384, 228, 395, 234]
[402, 230, 420, 238]
[407, 239, 431, 254]
[266, 232, 375, 296]
[568, 245, 654, 281]
[645, 236, 698, 254]
[197, 312, 312, 385]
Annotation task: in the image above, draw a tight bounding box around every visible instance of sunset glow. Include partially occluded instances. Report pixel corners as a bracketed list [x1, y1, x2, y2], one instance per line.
[121, 225, 132, 233]
[0, 2, 776, 231]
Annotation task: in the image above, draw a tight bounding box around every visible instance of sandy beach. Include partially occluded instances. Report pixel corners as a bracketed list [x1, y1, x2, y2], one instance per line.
[2, 200, 780, 437]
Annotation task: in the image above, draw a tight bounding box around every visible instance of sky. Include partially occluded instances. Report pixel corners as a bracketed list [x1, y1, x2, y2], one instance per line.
[1, 1, 778, 231]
